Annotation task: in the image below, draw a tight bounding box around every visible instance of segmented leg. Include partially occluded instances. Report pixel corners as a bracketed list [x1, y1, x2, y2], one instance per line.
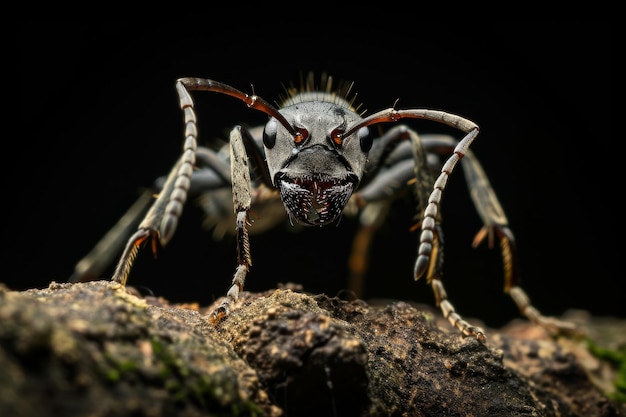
[348, 122, 487, 341]
[346, 200, 391, 298]
[423, 135, 577, 338]
[471, 215, 577, 334]
[208, 126, 253, 324]
[108, 79, 256, 324]
[69, 144, 236, 284]
[347, 126, 417, 297]
[111, 140, 196, 284]
[69, 189, 154, 283]
[410, 128, 487, 342]
[109, 80, 199, 285]
[77, 77, 279, 308]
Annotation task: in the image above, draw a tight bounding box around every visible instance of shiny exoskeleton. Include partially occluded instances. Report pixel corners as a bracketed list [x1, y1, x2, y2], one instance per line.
[70, 73, 577, 342]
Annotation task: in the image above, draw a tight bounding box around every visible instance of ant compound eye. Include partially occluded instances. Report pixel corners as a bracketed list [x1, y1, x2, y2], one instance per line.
[330, 128, 344, 147]
[294, 127, 309, 144]
[358, 127, 372, 152]
[263, 119, 277, 149]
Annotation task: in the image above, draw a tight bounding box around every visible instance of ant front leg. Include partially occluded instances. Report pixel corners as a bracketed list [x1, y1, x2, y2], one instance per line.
[344, 107, 486, 340]
[410, 130, 488, 342]
[110, 80, 200, 286]
[69, 145, 233, 285]
[111, 151, 195, 285]
[424, 135, 579, 336]
[207, 125, 254, 324]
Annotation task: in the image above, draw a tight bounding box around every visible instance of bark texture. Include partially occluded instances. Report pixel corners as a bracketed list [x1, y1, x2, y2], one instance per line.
[0, 280, 623, 417]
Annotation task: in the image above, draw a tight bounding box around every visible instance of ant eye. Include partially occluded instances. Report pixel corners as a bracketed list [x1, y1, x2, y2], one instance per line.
[330, 128, 343, 147]
[358, 127, 372, 152]
[294, 127, 309, 144]
[263, 120, 277, 148]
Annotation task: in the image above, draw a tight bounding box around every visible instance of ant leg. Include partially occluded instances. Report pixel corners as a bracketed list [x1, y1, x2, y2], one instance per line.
[208, 126, 253, 324]
[348, 138, 415, 296]
[111, 152, 193, 285]
[69, 145, 234, 285]
[461, 153, 578, 335]
[347, 126, 426, 298]
[108, 81, 202, 285]
[426, 225, 487, 342]
[424, 135, 578, 336]
[69, 189, 154, 283]
[346, 199, 392, 298]
[412, 130, 487, 342]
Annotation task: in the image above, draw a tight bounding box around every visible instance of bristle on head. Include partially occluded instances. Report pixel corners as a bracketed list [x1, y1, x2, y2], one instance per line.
[278, 72, 366, 115]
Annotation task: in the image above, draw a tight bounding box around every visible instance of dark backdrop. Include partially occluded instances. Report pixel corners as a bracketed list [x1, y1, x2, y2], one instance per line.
[13, 20, 616, 327]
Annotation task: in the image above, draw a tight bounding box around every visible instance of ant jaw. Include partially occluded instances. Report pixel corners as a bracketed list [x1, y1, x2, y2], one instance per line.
[277, 173, 357, 227]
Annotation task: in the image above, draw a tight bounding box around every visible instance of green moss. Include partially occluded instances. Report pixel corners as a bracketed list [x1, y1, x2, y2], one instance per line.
[100, 343, 141, 382]
[587, 337, 626, 404]
[149, 338, 262, 415]
[92, 337, 264, 414]
[106, 369, 121, 381]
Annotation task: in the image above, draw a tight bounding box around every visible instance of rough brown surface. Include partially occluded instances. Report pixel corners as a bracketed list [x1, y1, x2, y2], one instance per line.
[0, 280, 623, 417]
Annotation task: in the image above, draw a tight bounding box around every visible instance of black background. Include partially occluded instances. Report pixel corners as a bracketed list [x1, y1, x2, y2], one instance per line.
[13, 20, 616, 327]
